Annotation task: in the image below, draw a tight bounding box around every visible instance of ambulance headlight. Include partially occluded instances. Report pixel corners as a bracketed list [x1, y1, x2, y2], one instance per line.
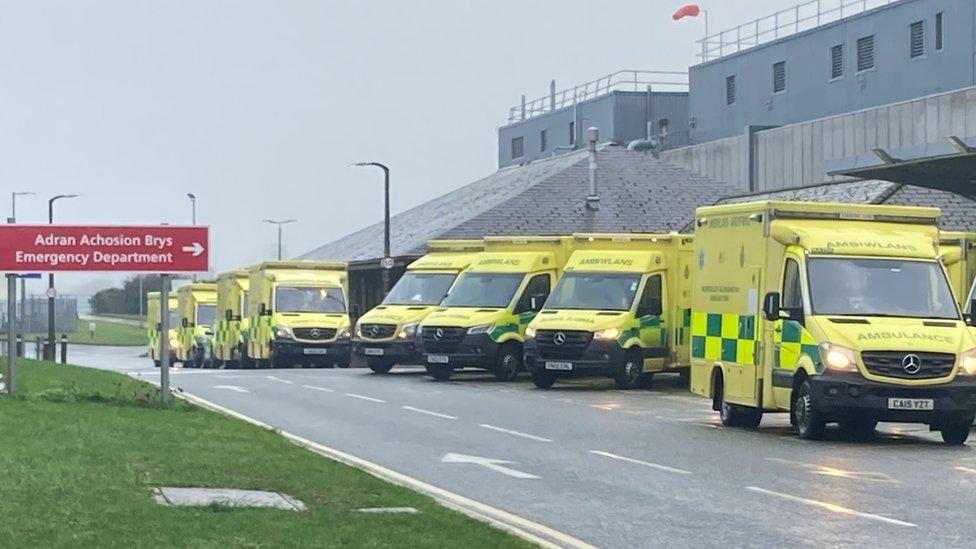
[338, 327, 352, 340]
[273, 325, 294, 340]
[819, 342, 857, 372]
[957, 349, 976, 376]
[525, 327, 537, 339]
[355, 323, 363, 338]
[398, 322, 418, 340]
[593, 328, 621, 340]
[467, 324, 493, 335]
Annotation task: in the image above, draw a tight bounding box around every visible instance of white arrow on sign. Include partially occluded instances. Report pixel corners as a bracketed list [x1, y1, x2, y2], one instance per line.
[182, 242, 205, 256]
[441, 452, 539, 479]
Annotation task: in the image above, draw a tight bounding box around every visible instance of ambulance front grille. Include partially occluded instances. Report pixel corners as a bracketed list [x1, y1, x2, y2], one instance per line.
[359, 324, 397, 340]
[421, 326, 466, 353]
[293, 327, 337, 341]
[861, 351, 955, 379]
[536, 330, 593, 359]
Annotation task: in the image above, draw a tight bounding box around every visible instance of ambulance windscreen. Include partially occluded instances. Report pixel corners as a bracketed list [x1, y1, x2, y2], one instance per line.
[808, 258, 958, 320]
[383, 272, 457, 306]
[441, 273, 523, 308]
[545, 273, 641, 311]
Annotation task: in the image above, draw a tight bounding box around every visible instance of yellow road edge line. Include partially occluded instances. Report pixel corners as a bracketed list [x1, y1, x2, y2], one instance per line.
[174, 389, 598, 549]
[745, 486, 917, 528]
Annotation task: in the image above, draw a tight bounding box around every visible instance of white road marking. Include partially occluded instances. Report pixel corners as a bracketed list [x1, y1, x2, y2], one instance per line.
[345, 393, 385, 403]
[765, 457, 898, 483]
[402, 405, 457, 420]
[479, 424, 553, 442]
[745, 486, 917, 527]
[954, 466, 976, 474]
[265, 375, 293, 385]
[302, 384, 334, 393]
[213, 385, 249, 393]
[589, 450, 691, 475]
[442, 452, 540, 479]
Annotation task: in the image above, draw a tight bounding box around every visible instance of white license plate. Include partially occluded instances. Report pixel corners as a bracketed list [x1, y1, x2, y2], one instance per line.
[364, 348, 384, 356]
[427, 355, 449, 364]
[545, 361, 573, 371]
[888, 398, 934, 411]
[303, 348, 328, 355]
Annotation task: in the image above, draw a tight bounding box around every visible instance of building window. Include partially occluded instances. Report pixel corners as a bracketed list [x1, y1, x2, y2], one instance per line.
[830, 44, 844, 79]
[569, 121, 575, 145]
[540, 130, 547, 152]
[935, 12, 943, 51]
[772, 61, 786, 93]
[725, 75, 736, 105]
[511, 136, 524, 159]
[910, 20, 925, 58]
[857, 35, 875, 71]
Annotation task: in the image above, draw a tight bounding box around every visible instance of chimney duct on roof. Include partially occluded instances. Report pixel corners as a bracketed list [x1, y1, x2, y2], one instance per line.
[586, 127, 600, 211]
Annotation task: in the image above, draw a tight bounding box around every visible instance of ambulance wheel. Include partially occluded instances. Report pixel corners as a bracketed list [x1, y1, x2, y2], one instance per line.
[614, 351, 644, 390]
[678, 368, 690, 386]
[211, 358, 224, 370]
[717, 375, 762, 428]
[153, 360, 161, 368]
[794, 380, 825, 440]
[335, 358, 351, 369]
[493, 344, 522, 382]
[368, 359, 395, 374]
[192, 348, 206, 369]
[531, 371, 557, 389]
[429, 365, 453, 381]
[940, 418, 973, 445]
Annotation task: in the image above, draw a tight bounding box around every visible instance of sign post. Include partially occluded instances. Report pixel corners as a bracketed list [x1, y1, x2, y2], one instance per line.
[6, 273, 15, 395]
[159, 274, 171, 406]
[0, 225, 208, 403]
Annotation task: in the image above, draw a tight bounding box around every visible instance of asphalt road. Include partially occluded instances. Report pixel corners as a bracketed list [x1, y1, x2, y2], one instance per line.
[58, 346, 976, 548]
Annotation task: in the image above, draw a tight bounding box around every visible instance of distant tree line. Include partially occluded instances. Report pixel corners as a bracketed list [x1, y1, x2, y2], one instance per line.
[89, 275, 165, 315]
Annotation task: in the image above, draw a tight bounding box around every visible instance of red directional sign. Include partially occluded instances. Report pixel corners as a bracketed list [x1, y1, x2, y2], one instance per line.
[0, 225, 209, 273]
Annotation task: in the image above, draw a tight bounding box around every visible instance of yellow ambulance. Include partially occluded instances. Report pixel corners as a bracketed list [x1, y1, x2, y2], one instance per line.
[175, 282, 218, 369]
[524, 233, 694, 389]
[690, 201, 976, 444]
[939, 231, 976, 307]
[146, 291, 179, 367]
[419, 236, 574, 381]
[247, 260, 351, 368]
[212, 269, 251, 368]
[354, 240, 484, 374]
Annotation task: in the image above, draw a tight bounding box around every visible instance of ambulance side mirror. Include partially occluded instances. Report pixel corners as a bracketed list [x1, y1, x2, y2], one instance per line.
[762, 292, 781, 322]
[259, 303, 270, 316]
[181, 318, 189, 328]
[966, 299, 976, 326]
[156, 322, 161, 331]
[225, 309, 233, 321]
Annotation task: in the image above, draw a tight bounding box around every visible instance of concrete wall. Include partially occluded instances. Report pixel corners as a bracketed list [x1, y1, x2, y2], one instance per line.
[661, 85, 976, 191]
[497, 91, 689, 167]
[689, 0, 975, 143]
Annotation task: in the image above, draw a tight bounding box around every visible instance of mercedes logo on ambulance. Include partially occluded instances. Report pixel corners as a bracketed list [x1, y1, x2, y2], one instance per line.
[310, 328, 321, 339]
[368, 325, 380, 337]
[553, 332, 566, 346]
[902, 354, 922, 375]
[434, 328, 444, 340]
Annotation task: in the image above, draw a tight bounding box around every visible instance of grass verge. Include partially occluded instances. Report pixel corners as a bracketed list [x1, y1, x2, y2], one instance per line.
[0, 359, 529, 548]
[12, 318, 147, 347]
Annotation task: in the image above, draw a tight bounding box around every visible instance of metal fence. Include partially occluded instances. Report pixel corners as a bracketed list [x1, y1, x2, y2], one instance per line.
[698, 0, 896, 61]
[507, 70, 688, 124]
[0, 297, 78, 334]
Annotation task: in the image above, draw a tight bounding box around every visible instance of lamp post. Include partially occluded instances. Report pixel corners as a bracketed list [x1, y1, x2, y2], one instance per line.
[263, 219, 297, 260]
[11, 192, 34, 344]
[353, 162, 392, 294]
[187, 193, 196, 280]
[46, 194, 79, 360]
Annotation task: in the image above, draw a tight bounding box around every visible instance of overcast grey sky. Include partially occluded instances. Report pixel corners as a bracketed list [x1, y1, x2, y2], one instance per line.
[1, 0, 789, 294]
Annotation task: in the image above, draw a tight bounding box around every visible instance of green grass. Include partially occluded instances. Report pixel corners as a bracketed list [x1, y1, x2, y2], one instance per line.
[0, 360, 529, 548]
[13, 319, 147, 347]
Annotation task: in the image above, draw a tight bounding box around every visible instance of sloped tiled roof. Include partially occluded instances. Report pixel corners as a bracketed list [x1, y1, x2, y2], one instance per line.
[301, 146, 734, 260]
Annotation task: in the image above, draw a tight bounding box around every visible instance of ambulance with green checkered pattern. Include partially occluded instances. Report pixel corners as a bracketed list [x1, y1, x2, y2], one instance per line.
[939, 231, 976, 309]
[523, 233, 694, 390]
[419, 236, 574, 382]
[146, 291, 179, 367]
[353, 240, 484, 374]
[211, 269, 251, 368]
[690, 201, 976, 444]
[175, 283, 217, 369]
[247, 261, 351, 369]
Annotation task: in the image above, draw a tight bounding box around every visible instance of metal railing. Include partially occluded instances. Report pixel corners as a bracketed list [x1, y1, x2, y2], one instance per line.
[507, 70, 688, 124]
[698, 0, 896, 62]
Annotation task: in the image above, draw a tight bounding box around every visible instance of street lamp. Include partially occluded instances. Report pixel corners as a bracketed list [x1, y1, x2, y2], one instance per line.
[47, 194, 79, 360]
[187, 193, 196, 280]
[11, 191, 35, 221]
[263, 219, 297, 260]
[353, 161, 391, 294]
